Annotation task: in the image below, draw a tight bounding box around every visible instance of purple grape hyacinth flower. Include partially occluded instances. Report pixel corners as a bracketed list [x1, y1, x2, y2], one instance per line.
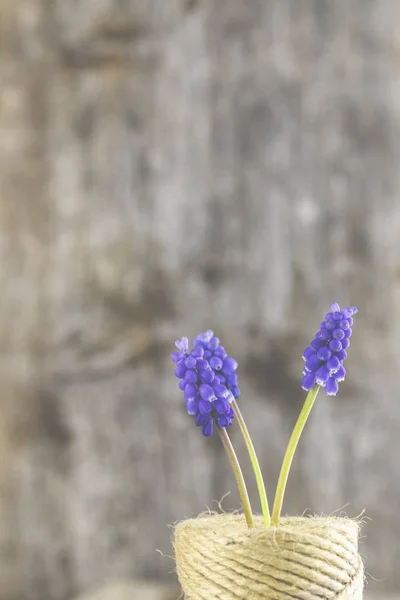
[171, 330, 239, 436]
[302, 303, 357, 396]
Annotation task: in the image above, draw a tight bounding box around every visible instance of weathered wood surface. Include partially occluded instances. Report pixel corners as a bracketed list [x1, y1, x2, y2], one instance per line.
[0, 1, 399, 598]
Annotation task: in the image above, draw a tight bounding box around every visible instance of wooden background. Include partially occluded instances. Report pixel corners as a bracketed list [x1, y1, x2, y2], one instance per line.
[0, 1, 399, 598]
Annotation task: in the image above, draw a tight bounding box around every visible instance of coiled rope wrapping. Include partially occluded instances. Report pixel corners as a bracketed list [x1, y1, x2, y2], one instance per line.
[175, 515, 363, 600]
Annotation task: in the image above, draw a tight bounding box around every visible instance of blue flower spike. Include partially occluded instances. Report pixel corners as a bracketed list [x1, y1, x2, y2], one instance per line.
[301, 303, 357, 396]
[171, 330, 256, 528]
[171, 329, 272, 528]
[272, 302, 358, 526]
[171, 331, 238, 437]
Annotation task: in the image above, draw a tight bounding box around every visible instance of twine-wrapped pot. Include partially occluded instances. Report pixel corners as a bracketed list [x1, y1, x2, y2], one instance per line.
[175, 514, 363, 600]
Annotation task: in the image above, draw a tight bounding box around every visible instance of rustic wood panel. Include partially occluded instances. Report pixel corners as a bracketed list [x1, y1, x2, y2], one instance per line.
[0, 1, 400, 598]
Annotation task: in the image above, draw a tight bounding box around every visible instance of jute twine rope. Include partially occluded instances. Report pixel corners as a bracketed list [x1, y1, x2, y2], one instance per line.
[175, 514, 363, 600]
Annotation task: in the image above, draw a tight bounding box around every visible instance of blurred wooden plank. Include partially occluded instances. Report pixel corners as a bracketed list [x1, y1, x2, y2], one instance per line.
[73, 580, 178, 600]
[0, 1, 399, 599]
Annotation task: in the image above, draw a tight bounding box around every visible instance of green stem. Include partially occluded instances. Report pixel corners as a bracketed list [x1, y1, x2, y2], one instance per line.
[217, 426, 254, 528]
[232, 399, 271, 527]
[271, 385, 320, 526]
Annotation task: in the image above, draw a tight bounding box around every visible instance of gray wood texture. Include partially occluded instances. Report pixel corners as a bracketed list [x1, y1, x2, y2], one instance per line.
[0, 1, 399, 598]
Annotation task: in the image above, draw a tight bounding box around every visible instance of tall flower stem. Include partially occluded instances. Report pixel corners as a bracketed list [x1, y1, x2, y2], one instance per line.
[232, 400, 271, 527]
[217, 426, 254, 528]
[271, 385, 320, 526]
